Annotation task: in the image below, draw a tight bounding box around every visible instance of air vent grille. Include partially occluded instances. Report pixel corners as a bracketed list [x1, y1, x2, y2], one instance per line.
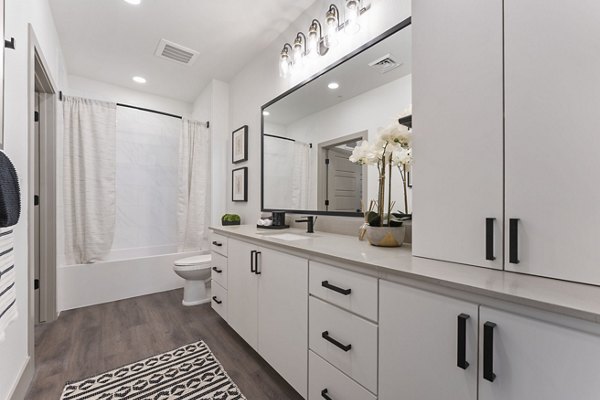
[155, 39, 199, 65]
[368, 54, 402, 74]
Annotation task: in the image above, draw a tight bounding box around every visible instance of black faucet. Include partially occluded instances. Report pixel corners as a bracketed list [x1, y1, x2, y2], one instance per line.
[295, 216, 316, 233]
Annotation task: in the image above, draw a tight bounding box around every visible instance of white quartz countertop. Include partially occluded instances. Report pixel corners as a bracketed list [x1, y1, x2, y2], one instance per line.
[211, 225, 600, 324]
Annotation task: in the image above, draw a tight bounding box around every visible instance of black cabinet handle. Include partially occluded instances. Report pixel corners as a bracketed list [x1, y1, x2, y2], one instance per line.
[212, 267, 222, 274]
[321, 281, 352, 295]
[321, 331, 352, 352]
[254, 251, 261, 275]
[321, 389, 333, 400]
[509, 219, 520, 264]
[486, 218, 495, 261]
[250, 250, 256, 273]
[457, 314, 470, 370]
[212, 296, 222, 304]
[212, 241, 223, 247]
[483, 322, 497, 382]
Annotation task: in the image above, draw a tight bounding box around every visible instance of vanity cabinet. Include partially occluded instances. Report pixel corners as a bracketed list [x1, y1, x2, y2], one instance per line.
[226, 238, 308, 397]
[379, 280, 478, 400]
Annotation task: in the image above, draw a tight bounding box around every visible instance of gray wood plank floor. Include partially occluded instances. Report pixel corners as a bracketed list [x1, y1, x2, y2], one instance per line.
[25, 289, 304, 400]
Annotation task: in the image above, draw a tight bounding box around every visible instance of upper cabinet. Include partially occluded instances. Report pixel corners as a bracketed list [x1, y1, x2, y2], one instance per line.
[412, 0, 504, 269]
[504, 0, 600, 284]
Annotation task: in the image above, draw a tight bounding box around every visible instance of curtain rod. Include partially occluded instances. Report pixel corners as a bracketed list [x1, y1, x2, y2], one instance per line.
[264, 133, 312, 148]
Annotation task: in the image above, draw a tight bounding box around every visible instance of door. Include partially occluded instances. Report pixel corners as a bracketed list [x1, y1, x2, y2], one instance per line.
[504, 0, 600, 284]
[479, 307, 600, 399]
[326, 148, 362, 212]
[257, 247, 308, 397]
[412, 0, 504, 269]
[227, 238, 259, 349]
[379, 281, 478, 400]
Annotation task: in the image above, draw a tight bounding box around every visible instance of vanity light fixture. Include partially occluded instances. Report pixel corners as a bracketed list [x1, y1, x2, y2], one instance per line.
[345, 0, 362, 34]
[325, 4, 341, 48]
[132, 76, 147, 84]
[279, 43, 293, 77]
[308, 19, 326, 57]
[328, 82, 340, 90]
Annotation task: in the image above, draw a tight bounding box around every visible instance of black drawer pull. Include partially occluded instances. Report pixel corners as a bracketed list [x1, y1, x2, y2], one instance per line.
[457, 314, 470, 370]
[212, 296, 222, 305]
[212, 241, 223, 247]
[321, 389, 333, 400]
[254, 251, 262, 275]
[321, 281, 351, 295]
[483, 322, 497, 382]
[322, 331, 352, 352]
[486, 218, 495, 261]
[509, 218, 520, 264]
[212, 267, 222, 273]
[250, 250, 256, 273]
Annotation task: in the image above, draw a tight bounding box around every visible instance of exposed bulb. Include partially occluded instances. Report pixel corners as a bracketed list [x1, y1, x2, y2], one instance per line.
[326, 19, 339, 48]
[308, 32, 318, 57]
[345, 1, 361, 34]
[280, 59, 289, 77]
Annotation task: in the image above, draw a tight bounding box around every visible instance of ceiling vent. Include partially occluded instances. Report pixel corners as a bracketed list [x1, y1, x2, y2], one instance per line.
[154, 39, 199, 66]
[368, 54, 402, 74]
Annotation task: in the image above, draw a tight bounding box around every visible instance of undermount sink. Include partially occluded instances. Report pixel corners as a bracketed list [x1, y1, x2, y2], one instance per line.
[257, 232, 318, 241]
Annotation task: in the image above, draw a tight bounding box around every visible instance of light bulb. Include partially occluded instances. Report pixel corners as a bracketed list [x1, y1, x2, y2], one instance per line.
[345, 0, 361, 34]
[280, 57, 290, 77]
[308, 32, 318, 57]
[326, 19, 339, 48]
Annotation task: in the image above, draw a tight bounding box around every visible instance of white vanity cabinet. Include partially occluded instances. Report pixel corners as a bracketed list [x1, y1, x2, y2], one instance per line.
[226, 238, 308, 397]
[379, 280, 478, 400]
[412, 0, 504, 270]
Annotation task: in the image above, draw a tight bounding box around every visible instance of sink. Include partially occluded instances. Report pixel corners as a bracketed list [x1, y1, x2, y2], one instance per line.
[264, 233, 317, 241]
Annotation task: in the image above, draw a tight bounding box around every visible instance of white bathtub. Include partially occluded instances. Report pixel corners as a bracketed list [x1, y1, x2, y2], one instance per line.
[58, 247, 206, 311]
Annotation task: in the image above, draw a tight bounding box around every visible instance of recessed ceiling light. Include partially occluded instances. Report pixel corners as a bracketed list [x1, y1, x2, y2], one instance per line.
[132, 76, 147, 84]
[328, 82, 340, 90]
[124, 0, 142, 5]
[263, 111, 270, 116]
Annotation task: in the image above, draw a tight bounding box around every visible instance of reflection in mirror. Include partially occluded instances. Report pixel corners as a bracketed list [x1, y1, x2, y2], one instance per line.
[262, 24, 412, 216]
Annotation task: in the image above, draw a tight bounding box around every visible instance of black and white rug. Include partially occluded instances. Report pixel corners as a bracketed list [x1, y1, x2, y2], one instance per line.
[60, 341, 246, 400]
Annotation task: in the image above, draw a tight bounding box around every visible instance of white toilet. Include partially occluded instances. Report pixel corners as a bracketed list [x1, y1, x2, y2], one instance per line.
[173, 254, 212, 306]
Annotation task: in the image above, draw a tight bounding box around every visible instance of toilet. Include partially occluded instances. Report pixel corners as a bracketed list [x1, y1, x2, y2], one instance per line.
[173, 254, 212, 306]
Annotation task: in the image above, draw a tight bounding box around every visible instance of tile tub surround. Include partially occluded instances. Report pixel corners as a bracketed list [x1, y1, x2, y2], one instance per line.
[212, 225, 600, 324]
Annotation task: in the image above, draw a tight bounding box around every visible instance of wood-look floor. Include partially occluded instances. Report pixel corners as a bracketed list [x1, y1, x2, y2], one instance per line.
[25, 289, 303, 400]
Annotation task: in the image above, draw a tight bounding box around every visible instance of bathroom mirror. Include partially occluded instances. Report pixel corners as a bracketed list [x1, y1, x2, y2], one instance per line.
[262, 20, 412, 217]
[0, 0, 5, 150]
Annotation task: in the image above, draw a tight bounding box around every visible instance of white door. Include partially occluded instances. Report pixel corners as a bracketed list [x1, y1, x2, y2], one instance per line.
[327, 148, 362, 212]
[379, 281, 478, 400]
[257, 248, 308, 398]
[479, 307, 600, 399]
[227, 238, 259, 349]
[504, 0, 600, 284]
[412, 0, 504, 269]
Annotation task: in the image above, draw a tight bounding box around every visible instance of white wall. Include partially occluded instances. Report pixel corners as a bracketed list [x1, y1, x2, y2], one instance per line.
[227, 0, 411, 226]
[2, 0, 68, 398]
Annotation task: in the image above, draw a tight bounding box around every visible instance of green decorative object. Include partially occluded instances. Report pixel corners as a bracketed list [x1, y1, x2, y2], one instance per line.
[221, 214, 241, 226]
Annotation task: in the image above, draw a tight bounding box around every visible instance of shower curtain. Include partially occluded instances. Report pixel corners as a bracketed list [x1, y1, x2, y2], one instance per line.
[63, 96, 117, 264]
[291, 142, 310, 209]
[177, 119, 211, 252]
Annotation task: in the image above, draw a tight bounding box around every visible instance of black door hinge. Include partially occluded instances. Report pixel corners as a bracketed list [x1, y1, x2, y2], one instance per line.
[325, 200, 330, 206]
[4, 37, 15, 50]
[325, 158, 330, 165]
[34, 279, 40, 290]
[34, 111, 40, 122]
[34, 195, 40, 206]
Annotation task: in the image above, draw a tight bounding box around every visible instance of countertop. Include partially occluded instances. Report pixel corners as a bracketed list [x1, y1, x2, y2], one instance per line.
[211, 225, 600, 324]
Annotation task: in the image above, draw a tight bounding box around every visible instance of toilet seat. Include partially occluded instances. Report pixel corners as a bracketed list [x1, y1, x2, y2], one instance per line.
[174, 254, 211, 267]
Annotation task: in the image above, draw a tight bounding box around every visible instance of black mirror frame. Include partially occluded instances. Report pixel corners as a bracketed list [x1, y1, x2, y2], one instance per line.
[261, 17, 411, 217]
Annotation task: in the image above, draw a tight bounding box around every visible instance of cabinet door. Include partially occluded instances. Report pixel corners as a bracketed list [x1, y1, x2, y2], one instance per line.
[479, 307, 600, 399]
[227, 238, 259, 349]
[257, 248, 308, 398]
[504, 0, 600, 284]
[412, 0, 504, 269]
[379, 281, 478, 400]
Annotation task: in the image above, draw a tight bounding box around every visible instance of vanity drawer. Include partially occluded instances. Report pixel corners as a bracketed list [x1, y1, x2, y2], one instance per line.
[211, 281, 227, 321]
[210, 233, 228, 256]
[211, 252, 228, 289]
[309, 297, 378, 394]
[309, 351, 376, 400]
[309, 261, 378, 321]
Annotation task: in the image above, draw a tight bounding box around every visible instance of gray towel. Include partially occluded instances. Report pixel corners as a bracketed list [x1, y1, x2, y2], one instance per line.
[0, 151, 21, 228]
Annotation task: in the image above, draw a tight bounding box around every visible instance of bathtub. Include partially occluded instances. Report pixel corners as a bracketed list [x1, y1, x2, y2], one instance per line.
[58, 246, 206, 311]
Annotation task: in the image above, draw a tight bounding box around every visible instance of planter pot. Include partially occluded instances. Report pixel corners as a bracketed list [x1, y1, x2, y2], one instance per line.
[365, 225, 406, 247]
[221, 220, 241, 226]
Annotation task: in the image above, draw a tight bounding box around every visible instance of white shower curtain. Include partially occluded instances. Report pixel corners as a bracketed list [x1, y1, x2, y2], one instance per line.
[177, 119, 211, 252]
[291, 142, 310, 209]
[63, 96, 117, 264]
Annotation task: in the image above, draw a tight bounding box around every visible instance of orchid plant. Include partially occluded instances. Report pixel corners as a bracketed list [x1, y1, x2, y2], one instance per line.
[349, 114, 413, 227]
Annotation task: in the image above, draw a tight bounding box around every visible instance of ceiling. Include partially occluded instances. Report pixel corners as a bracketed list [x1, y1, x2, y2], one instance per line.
[264, 25, 412, 126]
[49, 0, 316, 102]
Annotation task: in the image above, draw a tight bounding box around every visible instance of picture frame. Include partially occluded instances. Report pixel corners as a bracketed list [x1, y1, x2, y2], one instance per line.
[232, 167, 248, 202]
[232, 125, 248, 164]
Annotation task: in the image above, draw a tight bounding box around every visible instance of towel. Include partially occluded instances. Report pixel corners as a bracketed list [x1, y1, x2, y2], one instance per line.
[0, 151, 21, 227]
[0, 227, 16, 343]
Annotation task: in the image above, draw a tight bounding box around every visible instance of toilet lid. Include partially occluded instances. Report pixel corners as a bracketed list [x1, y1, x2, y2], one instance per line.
[174, 254, 212, 266]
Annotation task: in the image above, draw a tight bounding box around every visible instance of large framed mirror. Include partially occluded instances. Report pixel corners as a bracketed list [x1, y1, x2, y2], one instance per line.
[261, 18, 412, 217]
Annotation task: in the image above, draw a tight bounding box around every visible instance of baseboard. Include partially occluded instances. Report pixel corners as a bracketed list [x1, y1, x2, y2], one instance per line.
[8, 356, 33, 400]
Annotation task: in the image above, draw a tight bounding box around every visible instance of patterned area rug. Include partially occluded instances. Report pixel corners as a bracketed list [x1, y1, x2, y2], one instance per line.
[60, 341, 246, 400]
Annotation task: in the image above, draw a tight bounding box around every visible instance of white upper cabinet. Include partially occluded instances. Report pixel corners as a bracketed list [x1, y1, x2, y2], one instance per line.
[504, 0, 600, 284]
[412, 0, 504, 269]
